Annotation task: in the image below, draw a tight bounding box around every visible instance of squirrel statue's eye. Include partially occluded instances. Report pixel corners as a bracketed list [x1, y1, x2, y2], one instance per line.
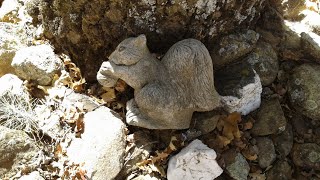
[118, 46, 126, 52]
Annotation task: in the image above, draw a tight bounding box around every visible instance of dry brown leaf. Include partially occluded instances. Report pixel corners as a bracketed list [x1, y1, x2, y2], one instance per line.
[24, 80, 48, 98]
[222, 112, 242, 140]
[54, 144, 63, 158]
[243, 121, 253, 130]
[136, 136, 182, 167]
[101, 88, 116, 102]
[214, 112, 242, 148]
[216, 135, 231, 148]
[60, 58, 86, 92]
[76, 112, 85, 134]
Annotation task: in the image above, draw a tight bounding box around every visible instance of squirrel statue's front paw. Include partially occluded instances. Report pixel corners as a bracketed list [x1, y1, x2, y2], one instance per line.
[97, 61, 118, 87]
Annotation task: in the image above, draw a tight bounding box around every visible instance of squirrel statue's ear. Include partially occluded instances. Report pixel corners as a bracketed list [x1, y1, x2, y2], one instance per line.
[135, 34, 147, 46]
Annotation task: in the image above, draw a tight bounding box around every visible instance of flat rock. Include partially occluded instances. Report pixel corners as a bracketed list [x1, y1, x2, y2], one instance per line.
[222, 149, 250, 180]
[292, 143, 320, 170]
[251, 98, 286, 136]
[245, 41, 279, 86]
[48, 86, 99, 112]
[256, 137, 276, 169]
[212, 30, 260, 68]
[11, 44, 62, 85]
[266, 160, 292, 180]
[67, 106, 126, 180]
[167, 139, 223, 180]
[215, 61, 262, 115]
[288, 63, 320, 121]
[0, 126, 39, 178]
[274, 124, 293, 157]
[301, 32, 320, 62]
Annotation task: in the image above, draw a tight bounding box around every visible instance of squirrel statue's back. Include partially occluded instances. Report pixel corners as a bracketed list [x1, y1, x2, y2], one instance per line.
[97, 35, 220, 129]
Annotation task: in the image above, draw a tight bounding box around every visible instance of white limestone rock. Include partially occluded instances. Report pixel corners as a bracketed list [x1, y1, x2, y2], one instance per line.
[221, 71, 262, 115]
[215, 61, 262, 115]
[67, 106, 126, 180]
[167, 139, 223, 180]
[0, 74, 29, 98]
[11, 44, 62, 85]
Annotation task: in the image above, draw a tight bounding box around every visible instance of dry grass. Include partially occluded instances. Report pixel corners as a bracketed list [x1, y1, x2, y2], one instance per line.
[0, 91, 40, 134]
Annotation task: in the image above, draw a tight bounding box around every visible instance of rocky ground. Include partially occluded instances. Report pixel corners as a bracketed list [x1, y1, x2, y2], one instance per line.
[1, 0, 320, 180]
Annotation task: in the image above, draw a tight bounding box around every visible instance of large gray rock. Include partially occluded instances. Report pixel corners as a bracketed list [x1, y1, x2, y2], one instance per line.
[12, 44, 62, 86]
[98, 35, 220, 129]
[222, 149, 250, 180]
[67, 106, 126, 180]
[215, 61, 262, 115]
[212, 30, 260, 68]
[251, 98, 287, 136]
[292, 143, 320, 170]
[288, 63, 320, 121]
[167, 139, 223, 180]
[245, 41, 279, 86]
[30, 0, 266, 81]
[0, 126, 39, 179]
[256, 137, 276, 169]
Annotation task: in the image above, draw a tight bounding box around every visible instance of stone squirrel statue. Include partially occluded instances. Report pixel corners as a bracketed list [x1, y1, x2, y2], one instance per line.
[97, 35, 220, 129]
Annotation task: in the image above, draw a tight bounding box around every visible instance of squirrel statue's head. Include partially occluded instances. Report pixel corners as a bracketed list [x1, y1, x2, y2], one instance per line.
[108, 34, 149, 66]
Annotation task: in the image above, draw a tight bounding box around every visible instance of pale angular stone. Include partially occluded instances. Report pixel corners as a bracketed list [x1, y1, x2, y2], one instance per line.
[12, 44, 62, 85]
[67, 106, 126, 180]
[167, 139, 223, 180]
